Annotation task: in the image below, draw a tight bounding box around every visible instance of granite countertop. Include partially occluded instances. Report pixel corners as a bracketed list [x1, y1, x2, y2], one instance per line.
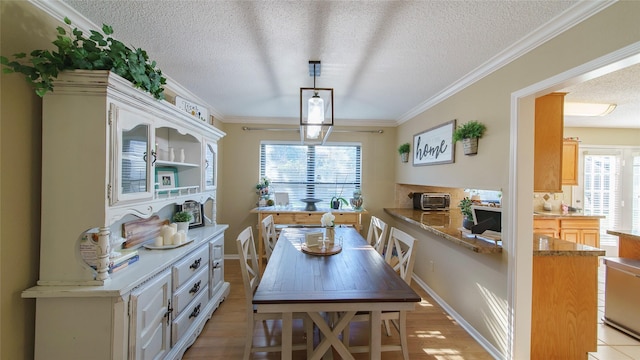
[383, 208, 502, 254]
[385, 208, 605, 257]
[533, 234, 605, 257]
[533, 211, 605, 219]
[606, 229, 640, 240]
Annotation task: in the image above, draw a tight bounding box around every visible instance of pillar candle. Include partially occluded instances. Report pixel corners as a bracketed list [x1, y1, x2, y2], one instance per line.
[154, 236, 163, 247]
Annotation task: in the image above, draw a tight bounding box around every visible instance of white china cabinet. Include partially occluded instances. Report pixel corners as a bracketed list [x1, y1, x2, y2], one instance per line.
[22, 70, 229, 360]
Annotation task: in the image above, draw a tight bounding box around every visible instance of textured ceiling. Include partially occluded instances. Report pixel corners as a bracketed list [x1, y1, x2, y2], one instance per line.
[57, 1, 637, 128]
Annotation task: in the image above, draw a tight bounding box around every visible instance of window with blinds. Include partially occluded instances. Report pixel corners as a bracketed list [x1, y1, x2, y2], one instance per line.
[583, 153, 621, 240]
[259, 142, 361, 207]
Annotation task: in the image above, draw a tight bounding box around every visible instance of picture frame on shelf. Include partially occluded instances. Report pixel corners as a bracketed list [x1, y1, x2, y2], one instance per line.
[155, 166, 178, 189]
[177, 200, 205, 228]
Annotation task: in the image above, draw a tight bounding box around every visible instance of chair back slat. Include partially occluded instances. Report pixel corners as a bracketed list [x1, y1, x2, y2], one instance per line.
[367, 216, 389, 255]
[236, 226, 261, 308]
[261, 215, 278, 261]
[385, 227, 417, 285]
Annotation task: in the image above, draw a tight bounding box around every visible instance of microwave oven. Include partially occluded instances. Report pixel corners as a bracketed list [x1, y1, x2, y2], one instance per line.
[413, 192, 450, 211]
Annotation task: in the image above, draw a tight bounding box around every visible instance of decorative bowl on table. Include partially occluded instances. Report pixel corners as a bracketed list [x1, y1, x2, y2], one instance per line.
[300, 198, 322, 211]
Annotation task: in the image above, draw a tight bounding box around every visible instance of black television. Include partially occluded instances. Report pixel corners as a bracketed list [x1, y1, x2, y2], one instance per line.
[470, 205, 502, 236]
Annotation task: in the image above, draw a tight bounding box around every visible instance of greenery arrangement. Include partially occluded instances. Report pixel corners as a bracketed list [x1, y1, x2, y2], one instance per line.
[0, 17, 166, 99]
[173, 211, 193, 223]
[397, 142, 410, 154]
[453, 121, 487, 142]
[330, 196, 349, 209]
[458, 197, 473, 220]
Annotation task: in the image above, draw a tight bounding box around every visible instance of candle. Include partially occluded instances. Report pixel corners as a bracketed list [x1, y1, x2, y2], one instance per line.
[154, 236, 163, 247]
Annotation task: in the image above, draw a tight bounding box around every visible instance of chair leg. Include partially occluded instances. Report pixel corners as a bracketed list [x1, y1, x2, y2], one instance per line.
[244, 314, 254, 360]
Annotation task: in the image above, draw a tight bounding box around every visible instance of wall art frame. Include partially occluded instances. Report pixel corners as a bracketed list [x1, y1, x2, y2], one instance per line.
[413, 119, 456, 166]
[177, 200, 205, 228]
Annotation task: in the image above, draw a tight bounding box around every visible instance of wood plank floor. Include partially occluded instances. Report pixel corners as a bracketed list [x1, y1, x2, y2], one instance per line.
[182, 260, 493, 359]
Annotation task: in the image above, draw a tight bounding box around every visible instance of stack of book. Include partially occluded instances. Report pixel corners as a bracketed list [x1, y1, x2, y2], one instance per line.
[108, 249, 139, 274]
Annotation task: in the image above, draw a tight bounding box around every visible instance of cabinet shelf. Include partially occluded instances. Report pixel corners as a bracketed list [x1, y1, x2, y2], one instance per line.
[155, 160, 199, 168]
[155, 186, 200, 198]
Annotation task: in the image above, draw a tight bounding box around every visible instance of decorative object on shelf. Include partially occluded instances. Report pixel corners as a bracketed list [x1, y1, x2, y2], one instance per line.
[301, 198, 322, 211]
[331, 196, 348, 210]
[398, 142, 410, 163]
[169, 147, 176, 162]
[179, 148, 185, 162]
[173, 210, 193, 234]
[459, 197, 474, 230]
[350, 189, 364, 211]
[155, 167, 178, 189]
[453, 120, 487, 156]
[177, 200, 205, 228]
[300, 60, 333, 145]
[175, 96, 209, 122]
[0, 17, 165, 99]
[255, 176, 270, 206]
[413, 120, 456, 166]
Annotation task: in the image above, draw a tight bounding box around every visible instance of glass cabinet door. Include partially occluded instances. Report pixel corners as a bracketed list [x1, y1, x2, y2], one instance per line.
[204, 141, 217, 190]
[110, 103, 154, 205]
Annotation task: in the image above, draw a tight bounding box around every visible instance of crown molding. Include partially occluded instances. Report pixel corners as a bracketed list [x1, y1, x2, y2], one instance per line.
[396, 0, 617, 125]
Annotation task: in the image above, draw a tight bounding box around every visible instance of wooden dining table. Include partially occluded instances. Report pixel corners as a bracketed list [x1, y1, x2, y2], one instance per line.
[253, 226, 421, 360]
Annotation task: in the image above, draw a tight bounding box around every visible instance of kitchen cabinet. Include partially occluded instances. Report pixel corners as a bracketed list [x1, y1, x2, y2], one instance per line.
[562, 139, 579, 185]
[23, 70, 229, 359]
[533, 216, 601, 248]
[534, 92, 566, 192]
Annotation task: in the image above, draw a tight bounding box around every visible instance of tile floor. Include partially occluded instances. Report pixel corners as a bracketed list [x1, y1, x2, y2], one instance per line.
[588, 249, 640, 360]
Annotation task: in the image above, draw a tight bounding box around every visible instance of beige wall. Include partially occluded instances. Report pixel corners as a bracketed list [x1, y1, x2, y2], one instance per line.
[393, 1, 640, 357]
[218, 123, 397, 253]
[565, 127, 640, 146]
[2, 1, 639, 359]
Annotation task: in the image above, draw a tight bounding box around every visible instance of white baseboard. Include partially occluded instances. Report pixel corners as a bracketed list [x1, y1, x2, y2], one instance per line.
[412, 275, 503, 359]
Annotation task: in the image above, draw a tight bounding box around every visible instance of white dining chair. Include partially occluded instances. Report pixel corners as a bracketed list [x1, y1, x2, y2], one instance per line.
[366, 216, 388, 255]
[236, 226, 313, 359]
[261, 215, 278, 262]
[343, 226, 417, 360]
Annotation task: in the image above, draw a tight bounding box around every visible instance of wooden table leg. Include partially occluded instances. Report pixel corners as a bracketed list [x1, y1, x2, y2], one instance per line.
[369, 311, 382, 360]
[282, 311, 292, 360]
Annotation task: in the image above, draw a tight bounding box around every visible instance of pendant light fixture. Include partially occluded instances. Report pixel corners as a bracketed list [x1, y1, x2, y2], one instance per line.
[300, 60, 333, 145]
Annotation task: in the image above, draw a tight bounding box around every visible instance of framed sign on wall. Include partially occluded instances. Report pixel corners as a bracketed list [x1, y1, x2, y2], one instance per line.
[413, 120, 456, 166]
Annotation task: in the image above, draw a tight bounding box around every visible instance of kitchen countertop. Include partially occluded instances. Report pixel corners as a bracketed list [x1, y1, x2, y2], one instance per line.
[533, 211, 605, 219]
[385, 208, 605, 257]
[533, 235, 605, 257]
[606, 229, 640, 240]
[384, 208, 502, 254]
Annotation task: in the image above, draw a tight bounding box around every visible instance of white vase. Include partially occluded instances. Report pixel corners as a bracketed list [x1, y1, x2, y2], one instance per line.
[176, 222, 189, 234]
[169, 147, 175, 161]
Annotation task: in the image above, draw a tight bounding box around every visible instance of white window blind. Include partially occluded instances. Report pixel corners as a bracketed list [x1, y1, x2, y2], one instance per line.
[583, 153, 621, 239]
[260, 143, 361, 208]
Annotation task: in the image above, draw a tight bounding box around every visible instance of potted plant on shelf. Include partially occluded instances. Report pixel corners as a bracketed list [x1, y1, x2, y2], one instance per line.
[453, 120, 487, 155]
[0, 17, 166, 99]
[173, 211, 193, 233]
[459, 197, 474, 230]
[398, 143, 410, 163]
[330, 196, 349, 210]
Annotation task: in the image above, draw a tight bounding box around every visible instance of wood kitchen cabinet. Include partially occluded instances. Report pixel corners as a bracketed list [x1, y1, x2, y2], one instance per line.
[534, 216, 601, 248]
[534, 93, 566, 192]
[562, 139, 579, 185]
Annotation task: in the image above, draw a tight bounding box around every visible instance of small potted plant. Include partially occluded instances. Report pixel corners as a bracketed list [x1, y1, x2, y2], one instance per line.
[330, 196, 349, 210]
[453, 121, 487, 155]
[398, 143, 410, 163]
[173, 211, 193, 233]
[458, 197, 474, 230]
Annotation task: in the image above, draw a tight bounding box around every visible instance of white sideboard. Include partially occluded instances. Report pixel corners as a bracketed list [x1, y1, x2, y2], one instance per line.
[22, 70, 229, 359]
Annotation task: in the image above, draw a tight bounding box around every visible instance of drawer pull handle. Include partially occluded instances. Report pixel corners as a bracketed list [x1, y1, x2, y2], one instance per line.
[190, 258, 202, 270]
[189, 303, 201, 319]
[189, 280, 201, 294]
[165, 300, 174, 325]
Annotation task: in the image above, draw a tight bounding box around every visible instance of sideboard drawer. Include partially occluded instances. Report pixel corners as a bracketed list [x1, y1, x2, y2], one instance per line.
[172, 245, 209, 291]
[172, 285, 209, 346]
[173, 266, 209, 317]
